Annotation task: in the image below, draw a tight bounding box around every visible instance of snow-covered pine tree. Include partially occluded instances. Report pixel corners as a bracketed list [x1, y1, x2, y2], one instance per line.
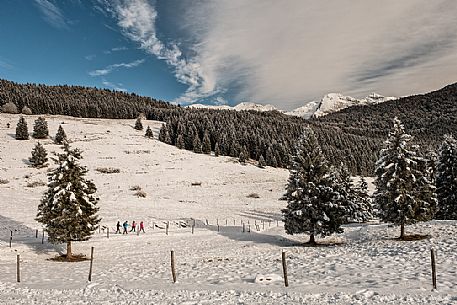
[436, 134, 457, 219]
[145, 126, 153, 138]
[374, 117, 436, 239]
[54, 125, 67, 144]
[33, 117, 49, 139]
[36, 143, 100, 259]
[134, 117, 143, 130]
[258, 155, 266, 168]
[337, 165, 373, 223]
[282, 127, 347, 245]
[16, 116, 29, 140]
[214, 142, 220, 157]
[158, 124, 166, 142]
[202, 131, 211, 154]
[176, 134, 185, 149]
[193, 135, 202, 153]
[29, 142, 48, 168]
[239, 151, 246, 164]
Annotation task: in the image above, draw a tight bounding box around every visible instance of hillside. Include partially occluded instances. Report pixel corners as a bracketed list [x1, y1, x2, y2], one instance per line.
[0, 114, 456, 304]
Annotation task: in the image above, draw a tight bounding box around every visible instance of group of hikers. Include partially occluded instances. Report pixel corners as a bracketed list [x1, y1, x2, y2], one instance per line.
[115, 220, 145, 234]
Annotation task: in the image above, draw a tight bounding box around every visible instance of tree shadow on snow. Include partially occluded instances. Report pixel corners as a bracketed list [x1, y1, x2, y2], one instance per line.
[0, 215, 64, 255]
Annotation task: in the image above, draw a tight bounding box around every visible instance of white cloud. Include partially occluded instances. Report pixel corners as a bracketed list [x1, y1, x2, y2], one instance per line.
[105, 0, 218, 104]
[102, 79, 127, 92]
[33, 0, 69, 30]
[89, 59, 145, 76]
[85, 54, 96, 61]
[104, 46, 128, 54]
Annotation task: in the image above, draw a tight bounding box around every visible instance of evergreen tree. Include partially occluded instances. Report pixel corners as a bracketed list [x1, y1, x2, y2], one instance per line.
[271, 155, 278, 168]
[145, 126, 154, 138]
[54, 125, 67, 144]
[202, 131, 211, 154]
[436, 135, 457, 219]
[176, 134, 185, 149]
[33, 117, 49, 139]
[29, 142, 48, 168]
[15, 116, 29, 140]
[193, 135, 202, 153]
[214, 142, 220, 157]
[239, 151, 246, 164]
[134, 117, 143, 130]
[374, 118, 436, 239]
[158, 124, 167, 142]
[258, 155, 266, 168]
[36, 143, 100, 259]
[282, 128, 347, 245]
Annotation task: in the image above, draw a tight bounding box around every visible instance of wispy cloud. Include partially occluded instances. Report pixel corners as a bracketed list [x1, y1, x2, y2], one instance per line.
[89, 59, 145, 76]
[103, 0, 217, 104]
[85, 54, 96, 61]
[34, 0, 69, 30]
[0, 59, 14, 70]
[103, 46, 128, 54]
[102, 79, 127, 92]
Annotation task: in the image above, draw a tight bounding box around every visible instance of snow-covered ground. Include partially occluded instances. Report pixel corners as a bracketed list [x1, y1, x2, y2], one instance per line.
[1, 114, 456, 305]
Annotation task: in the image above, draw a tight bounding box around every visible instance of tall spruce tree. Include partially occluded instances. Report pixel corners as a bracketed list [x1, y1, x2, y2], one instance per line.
[134, 117, 143, 130]
[193, 135, 202, 154]
[54, 125, 67, 144]
[202, 131, 211, 154]
[176, 134, 185, 149]
[374, 118, 436, 239]
[29, 142, 48, 168]
[436, 135, 457, 219]
[15, 116, 29, 140]
[36, 143, 100, 259]
[282, 128, 347, 245]
[33, 117, 49, 139]
[258, 155, 266, 168]
[214, 142, 220, 157]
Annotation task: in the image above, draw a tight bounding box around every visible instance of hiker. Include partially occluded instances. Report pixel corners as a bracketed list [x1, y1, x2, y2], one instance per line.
[122, 221, 129, 234]
[115, 221, 121, 234]
[139, 221, 145, 233]
[130, 220, 136, 232]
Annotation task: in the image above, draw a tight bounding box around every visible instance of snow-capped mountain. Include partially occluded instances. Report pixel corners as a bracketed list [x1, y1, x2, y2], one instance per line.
[287, 93, 397, 119]
[188, 93, 396, 119]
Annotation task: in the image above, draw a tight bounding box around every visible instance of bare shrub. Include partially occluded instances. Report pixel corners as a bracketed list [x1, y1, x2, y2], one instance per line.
[191, 182, 202, 186]
[26, 181, 46, 188]
[247, 193, 260, 198]
[135, 190, 147, 198]
[129, 185, 142, 191]
[1, 102, 18, 114]
[95, 167, 120, 174]
[0, 178, 9, 184]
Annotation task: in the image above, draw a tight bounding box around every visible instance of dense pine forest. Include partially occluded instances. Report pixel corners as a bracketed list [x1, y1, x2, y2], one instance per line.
[1, 78, 456, 175]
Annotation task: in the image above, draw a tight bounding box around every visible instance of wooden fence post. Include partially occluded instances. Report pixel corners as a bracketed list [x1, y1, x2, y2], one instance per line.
[217, 224, 220, 232]
[106, 227, 109, 239]
[191, 225, 194, 234]
[9, 230, 12, 248]
[171, 250, 177, 283]
[262, 221, 265, 230]
[282, 251, 288, 287]
[431, 248, 437, 290]
[41, 230, 45, 244]
[242, 223, 245, 233]
[88, 247, 94, 282]
[36, 229, 38, 239]
[166, 222, 169, 235]
[17, 254, 20, 283]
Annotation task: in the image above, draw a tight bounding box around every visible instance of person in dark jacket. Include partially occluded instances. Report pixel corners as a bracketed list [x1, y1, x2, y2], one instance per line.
[122, 221, 129, 234]
[115, 221, 121, 234]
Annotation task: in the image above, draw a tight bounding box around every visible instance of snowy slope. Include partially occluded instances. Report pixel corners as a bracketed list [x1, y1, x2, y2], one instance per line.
[0, 114, 455, 305]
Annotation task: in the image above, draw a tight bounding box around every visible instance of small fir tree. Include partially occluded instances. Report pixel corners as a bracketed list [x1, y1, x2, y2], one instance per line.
[54, 125, 67, 144]
[436, 135, 457, 219]
[134, 117, 143, 130]
[33, 117, 49, 139]
[239, 151, 246, 164]
[258, 155, 266, 168]
[193, 135, 202, 154]
[158, 124, 167, 142]
[202, 131, 211, 154]
[176, 134, 185, 149]
[282, 128, 347, 245]
[36, 143, 100, 259]
[374, 118, 436, 239]
[145, 126, 154, 138]
[29, 142, 48, 168]
[22, 106, 32, 115]
[214, 142, 220, 157]
[15, 116, 29, 140]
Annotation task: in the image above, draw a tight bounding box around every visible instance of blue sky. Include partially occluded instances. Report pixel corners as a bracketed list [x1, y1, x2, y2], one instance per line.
[1, 0, 457, 110]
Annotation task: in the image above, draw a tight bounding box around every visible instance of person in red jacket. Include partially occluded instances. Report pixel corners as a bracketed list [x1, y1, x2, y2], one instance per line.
[139, 221, 145, 233]
[130, 220, 136, 232]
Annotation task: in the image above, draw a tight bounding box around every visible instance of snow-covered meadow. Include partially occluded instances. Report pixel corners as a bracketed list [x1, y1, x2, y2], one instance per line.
[0, 114, 456, 304]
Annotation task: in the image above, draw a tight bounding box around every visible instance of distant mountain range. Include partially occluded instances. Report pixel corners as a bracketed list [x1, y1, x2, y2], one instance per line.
[188, 93, 397, 119]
